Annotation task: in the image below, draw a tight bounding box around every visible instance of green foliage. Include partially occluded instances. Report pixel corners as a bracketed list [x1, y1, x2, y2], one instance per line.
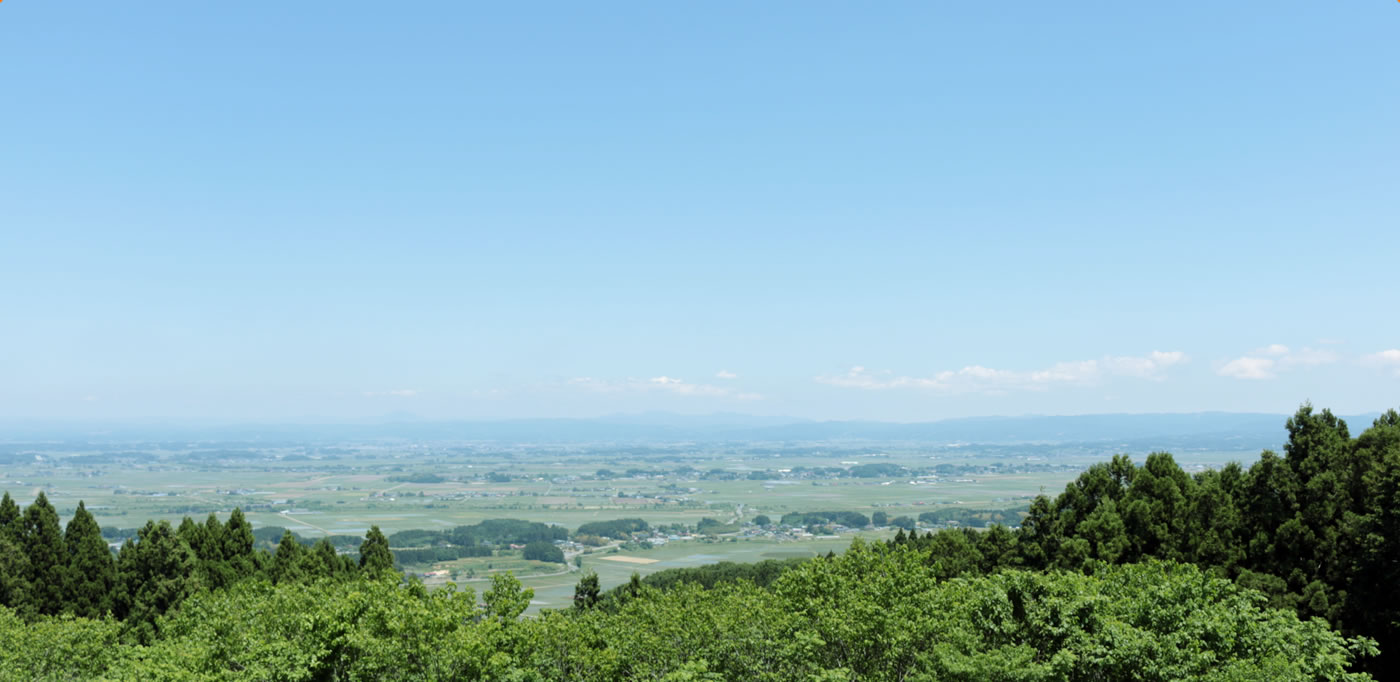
[847, 462, 905, 478]
[359, 525, 395, 574]
[604, 558, 808, 602]
[482, 572, 533, 623]
[695, 517, 737, 534]
[0, 545, 1373, 680]
[573, 571, 601, 611]
[779, 510, 870, 528]
[0, 492, 20, 544]
[522, 541, 565, 563]
[884, 405, 1400, 676]
[21, 492, 67, 617]
[574, 518, 648, 539]
[0, 606, 124, 680]
[63, 500, 116, 618]
[387, 472, 446, 483]
[223, 507, 257, 579]
[270, 529, 308, 584]
[0, 535, 31, 619]
[115, 519, 199, 643]
[917, 505, 1026, 528]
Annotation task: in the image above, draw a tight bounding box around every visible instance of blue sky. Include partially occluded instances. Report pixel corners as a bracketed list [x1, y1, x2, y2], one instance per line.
[2, 2, 1397, 421]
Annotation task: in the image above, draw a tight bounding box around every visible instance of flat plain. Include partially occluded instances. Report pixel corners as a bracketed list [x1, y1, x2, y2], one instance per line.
[1, 435, 1261, 611]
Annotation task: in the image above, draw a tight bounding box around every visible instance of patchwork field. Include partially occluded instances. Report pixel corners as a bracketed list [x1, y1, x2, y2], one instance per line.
[1, 436, 1261, 613]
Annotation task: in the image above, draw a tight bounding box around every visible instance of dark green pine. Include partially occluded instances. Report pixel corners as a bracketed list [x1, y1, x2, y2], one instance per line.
[270, 530, 306, 584]
[64, 501, 116, 618]
[222, 508, 257, 579]
[0, 492, 21, 543]
[22, 492, 68, 616]
[358, 525, 394, 574]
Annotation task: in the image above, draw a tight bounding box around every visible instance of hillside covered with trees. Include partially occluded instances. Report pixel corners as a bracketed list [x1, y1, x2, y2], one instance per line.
[0, 405, 1395, 680]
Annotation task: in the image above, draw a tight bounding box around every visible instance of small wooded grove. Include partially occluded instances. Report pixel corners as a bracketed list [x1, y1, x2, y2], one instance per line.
[0, 404, 1396, 680]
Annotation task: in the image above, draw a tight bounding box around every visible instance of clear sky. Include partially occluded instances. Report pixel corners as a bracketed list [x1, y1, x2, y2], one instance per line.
[2, 2, 1397, 421]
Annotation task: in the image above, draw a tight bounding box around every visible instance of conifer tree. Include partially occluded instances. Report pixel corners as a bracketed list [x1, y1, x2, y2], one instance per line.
[64, 501, 115, 618]
[201, 512, 226, 558]
[176, 517, 207, 557]
[0, 533, 32, 616]
[311, 538, 345, 579]
[115, 520, 199, 643]
[196, 513, 236, 589]
[270, 530, 306, 584]
[222, 508, 256, 579]
[22, 492, 67, 616]
[359, 525, 394, 574]
[573, 571, 600, 611]
[0, 492, 21, 543]
[0, 491, 25, 614]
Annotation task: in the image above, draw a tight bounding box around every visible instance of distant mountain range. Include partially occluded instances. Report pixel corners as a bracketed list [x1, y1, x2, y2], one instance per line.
[2, 411, 1381, 449]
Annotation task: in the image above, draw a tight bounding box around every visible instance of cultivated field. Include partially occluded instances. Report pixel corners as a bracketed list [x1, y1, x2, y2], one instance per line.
[1, 437, 1260, 611]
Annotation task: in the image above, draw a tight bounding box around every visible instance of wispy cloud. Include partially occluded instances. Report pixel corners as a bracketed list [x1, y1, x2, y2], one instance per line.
[1217, 345, 1339, 380]
[1363, 349, 1400, 377]
[715, 370, 738, 380]
[568, 376, 760, 400]
[1218, 356, 1277, 380]
[816, 351, 1187, 395]
[362, 389, 419, 397]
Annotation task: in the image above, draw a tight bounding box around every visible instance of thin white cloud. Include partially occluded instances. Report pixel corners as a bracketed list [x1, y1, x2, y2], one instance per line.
[816, 351, 1187, 395]
[362, 389, 419, 397]
[568, 376, 760, 400]
[1217, 344, 1338, 380]
[1102, 351, 1188, 378]
[1365, 349, 1400, 364]
[1218, 356, 1276, 380]
[1363, 349, 1400, 377]
[1284, 347, 1339, 367]
[715, 370, 738, 379]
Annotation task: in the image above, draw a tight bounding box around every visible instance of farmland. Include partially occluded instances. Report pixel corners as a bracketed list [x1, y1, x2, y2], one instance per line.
[0, 431, 1261, 610]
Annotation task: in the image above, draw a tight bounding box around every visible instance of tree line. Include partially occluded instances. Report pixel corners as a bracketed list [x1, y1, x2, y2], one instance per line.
[610, 405, 1400, 677]
[890, 406, 1399, 676]
[0, 545, 1375, 680]
[0, 496, 396, 643]
[856, 407, 1396, 675]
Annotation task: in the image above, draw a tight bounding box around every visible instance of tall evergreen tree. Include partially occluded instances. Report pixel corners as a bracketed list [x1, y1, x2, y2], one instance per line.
[573, 571, 601, 611]
[176, 517, 208, 558]
[269, 530, 306, 584]
[222, 508, 256, 579]
[311, 538, 347, 579]
[0, 491, 27, 615]
[1353, 410, 1400, 676]
[63, 501, 115, 618]
[0, 533, 32, 617]
[0, 492, 21, 543]
[196, 513, 236, 589]
[22, 492, 67, 616]
[359, 525, 394, 574]
[115, 520, 199, 643]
